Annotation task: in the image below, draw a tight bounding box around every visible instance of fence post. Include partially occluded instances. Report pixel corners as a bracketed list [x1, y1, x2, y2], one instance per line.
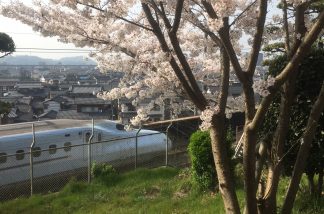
[135, 127, 142, 169]
[166, 123, 172, 166]
[88, 119, 94, 183]
[30, 123, 36, 196]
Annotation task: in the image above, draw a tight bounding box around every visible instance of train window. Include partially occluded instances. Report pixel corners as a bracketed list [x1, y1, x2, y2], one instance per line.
[98, 133, 102, 142]
[32, 147, 41, 158]
[64, 142, 72, 152]
[65, 134, 70, 137]
[16, 150, 25, 160]
[116, 124, 125, 130]
[0, 152, 7, 163]
[85, 132, 91, 143]
[49, 144, 57, 154]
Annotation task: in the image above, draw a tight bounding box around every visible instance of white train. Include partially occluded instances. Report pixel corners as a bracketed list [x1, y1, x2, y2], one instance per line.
[0, 119, 168, 187]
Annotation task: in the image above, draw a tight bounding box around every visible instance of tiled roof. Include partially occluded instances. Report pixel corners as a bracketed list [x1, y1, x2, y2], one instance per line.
[38, 110, 58, 119]
[16, 83, 43, 89]
[71, 86, 102, 94]
[18, 97, 32, 105]
[73, 97, 111, 105]
[57, 110, 108, 120]
[0, 79, 19, 86]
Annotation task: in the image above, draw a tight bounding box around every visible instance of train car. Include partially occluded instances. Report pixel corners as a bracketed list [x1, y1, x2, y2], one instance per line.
[0, 119, 168, 187]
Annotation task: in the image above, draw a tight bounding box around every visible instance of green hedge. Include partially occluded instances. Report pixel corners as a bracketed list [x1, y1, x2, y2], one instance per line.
[188, 129, 236, 191]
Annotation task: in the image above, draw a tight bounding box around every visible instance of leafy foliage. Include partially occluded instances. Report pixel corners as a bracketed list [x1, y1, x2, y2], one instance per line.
[188, 131, 217, 191]
[91, 162, 116, 179]
[0, 101, 11, 115]
[0, 32, 15, 58]
[260, 48, 324, 176]
[262, 42, 285, 53]
[188, 129, 236, 191]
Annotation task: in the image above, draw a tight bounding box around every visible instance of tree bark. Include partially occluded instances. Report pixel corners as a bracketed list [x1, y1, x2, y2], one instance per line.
[307, 173, 315, 195]
[210, 120, 241, 214]
[281, 82, 324, 214]
[318, 166, 323, 198]
[243, 126, 258, 214]
[262, 5, 307, 213]
[262, 76, 298, 214]
[209, 45, 241, 214]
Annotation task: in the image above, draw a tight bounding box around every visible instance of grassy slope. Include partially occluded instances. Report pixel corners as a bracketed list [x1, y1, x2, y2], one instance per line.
[0, 167, 322, 214]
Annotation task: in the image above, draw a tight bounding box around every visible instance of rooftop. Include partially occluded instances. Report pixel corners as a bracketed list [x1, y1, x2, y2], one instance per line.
[71, 86, 102, 94]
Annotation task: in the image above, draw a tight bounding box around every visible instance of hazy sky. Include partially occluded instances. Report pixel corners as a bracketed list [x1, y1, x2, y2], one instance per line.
[0, 16, 92, 59]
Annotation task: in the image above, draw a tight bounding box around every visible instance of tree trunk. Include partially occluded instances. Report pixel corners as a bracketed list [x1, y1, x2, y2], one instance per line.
[262, 5, 308, 213]
[281, 83, 324, 214]
[307, 173, 315, 195]
[209, 44, 240, 214]
[210, 119, 241, 214]
[262, 77, 297, 214]
[318, 164, 323, 198]
[242, 87, 258, 214]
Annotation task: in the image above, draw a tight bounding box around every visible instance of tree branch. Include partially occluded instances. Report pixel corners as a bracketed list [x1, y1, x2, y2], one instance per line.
[75, 0, 153, 32]
[218, 18, 247, 83]
[247, 0, 268, 75]
[282, 0, 291, 52]
[0, 52, 12, 58]
[141, 3, 207, 110]
[172, 0, 184, 33]
[201, 0, 218, 19]
[249, 10, 324, 131]
[281, 82, 324, 214]
[149, 2, 208, 108]
[229, 0, 258, 27]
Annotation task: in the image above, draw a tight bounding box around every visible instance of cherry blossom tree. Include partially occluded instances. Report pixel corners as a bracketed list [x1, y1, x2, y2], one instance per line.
[1, 1, 323, 213]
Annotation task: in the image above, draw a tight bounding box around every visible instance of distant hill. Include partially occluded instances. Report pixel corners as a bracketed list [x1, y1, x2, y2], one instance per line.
[0, 55, 97, 65]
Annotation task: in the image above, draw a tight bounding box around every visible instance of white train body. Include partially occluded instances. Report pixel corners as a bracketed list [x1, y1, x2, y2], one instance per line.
[0, 119, 168, 186]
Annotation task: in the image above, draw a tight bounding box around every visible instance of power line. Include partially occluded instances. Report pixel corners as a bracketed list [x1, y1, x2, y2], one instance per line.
[16, 48, 96, 52]
[14, 51, 92, 54]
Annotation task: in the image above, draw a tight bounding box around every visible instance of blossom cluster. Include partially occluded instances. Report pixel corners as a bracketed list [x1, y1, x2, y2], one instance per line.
[130, 108, 149, 127]
[199, 105, 220, 131]
[253, 76, 276, 97]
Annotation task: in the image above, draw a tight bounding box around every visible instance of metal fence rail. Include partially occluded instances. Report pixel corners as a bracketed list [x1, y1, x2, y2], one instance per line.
[0, 124, 190, 201]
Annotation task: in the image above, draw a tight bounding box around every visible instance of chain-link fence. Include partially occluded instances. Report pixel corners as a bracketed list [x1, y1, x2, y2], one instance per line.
[0, 120, 191, 201]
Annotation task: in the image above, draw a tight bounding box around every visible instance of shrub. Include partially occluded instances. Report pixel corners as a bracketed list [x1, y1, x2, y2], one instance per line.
[91, 162, 116, 178]
[188, 131, 217, 191]
[188, 129, 236, 191]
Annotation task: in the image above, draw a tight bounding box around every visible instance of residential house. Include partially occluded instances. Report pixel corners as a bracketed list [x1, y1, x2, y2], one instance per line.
[0, 79, 19, 96]
[69, 85, 103, 98]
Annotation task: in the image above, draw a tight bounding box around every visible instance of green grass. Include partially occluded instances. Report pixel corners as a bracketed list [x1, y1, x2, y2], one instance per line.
[0, 167, 322, 214]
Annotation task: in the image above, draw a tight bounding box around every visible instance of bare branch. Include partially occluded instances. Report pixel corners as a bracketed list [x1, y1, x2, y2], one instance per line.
[201, 0, 218, 19]
[229, 0, 258, 27]
[218, 18, 246, 83]
[0, 52, 12, 58]
[247, 0, 268, 75]
[141, 3, 207, 110]
[75, 0, 153, 32]
[282, 0, 291, 52]
[172, 0, 184, 33]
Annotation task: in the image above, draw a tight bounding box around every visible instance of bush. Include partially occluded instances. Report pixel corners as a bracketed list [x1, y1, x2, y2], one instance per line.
[91, 162, 116, 178]
[188, 129, 237, 191]
[188, 131, 217, 191]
